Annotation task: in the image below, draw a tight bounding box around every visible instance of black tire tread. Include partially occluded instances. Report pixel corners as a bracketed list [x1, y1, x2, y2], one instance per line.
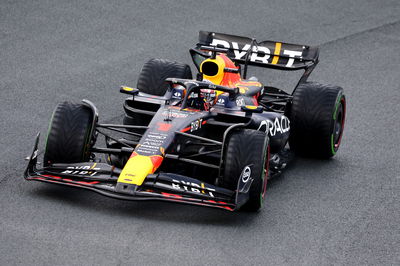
[136, 58, 192, 96]
[289, 82, 344, 158]
[44, 101, 93, 166]
[124, 58, 192, 135]
[221, 129, 268, 211]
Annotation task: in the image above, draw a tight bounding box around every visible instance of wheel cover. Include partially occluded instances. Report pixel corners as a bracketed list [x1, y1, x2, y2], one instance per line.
[260, 143, 270, 207]
[262, 145, 270, 197]
[331, 97, 346, 154]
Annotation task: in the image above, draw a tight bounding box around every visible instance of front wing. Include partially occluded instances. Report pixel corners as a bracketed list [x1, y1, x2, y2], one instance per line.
[24, 134, 252, 211]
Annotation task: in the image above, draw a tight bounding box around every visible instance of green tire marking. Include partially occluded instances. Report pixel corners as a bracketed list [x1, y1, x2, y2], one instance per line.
[81, 114, 93, 161]
[260, 193, 264, 208]
[259, 138, 269, 207]
[333, 94, 342, 119]
[44, 108, 57, 158]
[331, 134, 336, 155]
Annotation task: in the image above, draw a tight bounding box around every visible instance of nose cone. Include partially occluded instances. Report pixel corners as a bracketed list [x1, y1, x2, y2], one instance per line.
[117, 153, 162, 186]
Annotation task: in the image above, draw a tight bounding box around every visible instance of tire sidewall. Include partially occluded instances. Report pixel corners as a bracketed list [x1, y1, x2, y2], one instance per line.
[222, 129, 269, 211]
[330, 91, 346, 155]
[289, 82, 346, 158]
[43, 102, 94, 166]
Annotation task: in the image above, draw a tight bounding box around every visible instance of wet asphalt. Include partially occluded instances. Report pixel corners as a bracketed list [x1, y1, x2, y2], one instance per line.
[0, 0, 399, 265]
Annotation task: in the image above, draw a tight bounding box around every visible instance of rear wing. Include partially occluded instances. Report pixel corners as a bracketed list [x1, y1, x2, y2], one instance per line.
[196, 31, 319, 71]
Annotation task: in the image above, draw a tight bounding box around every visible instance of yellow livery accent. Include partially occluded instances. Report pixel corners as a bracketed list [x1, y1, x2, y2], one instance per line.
[271, 42, 281, 65]
[237, 85, 249, 94]
[121, 86, 134, 91]
[215, 90, 225, 97]
[200, 57, 225, 85]
[117, 155, 154, 185]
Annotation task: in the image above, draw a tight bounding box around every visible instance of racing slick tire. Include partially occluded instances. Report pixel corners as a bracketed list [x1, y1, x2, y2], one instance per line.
[289, 82, 346, 159]
[136, 58, 192, 96]
[123, 58, 192, 135]
[220, 129, 270, 212]
[43, 101, 95, 166]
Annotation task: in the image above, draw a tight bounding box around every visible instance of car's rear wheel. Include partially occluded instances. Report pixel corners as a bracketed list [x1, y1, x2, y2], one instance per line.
[289, 82, 346, 158]
[136, 58, 192, 96]
[123, 58, 192, 136]
[43, 101, 95, 166]
[220, 129, 270, 212]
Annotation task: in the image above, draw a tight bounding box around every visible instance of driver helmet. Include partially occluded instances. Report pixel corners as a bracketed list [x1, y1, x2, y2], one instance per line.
[187, 89, 216, 111]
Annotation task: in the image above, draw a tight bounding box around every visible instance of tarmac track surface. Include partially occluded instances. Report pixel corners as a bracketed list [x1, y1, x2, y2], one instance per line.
[0, 0, 399, 265]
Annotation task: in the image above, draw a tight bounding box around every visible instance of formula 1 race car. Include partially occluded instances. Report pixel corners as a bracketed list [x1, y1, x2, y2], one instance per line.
[25, 31, 346, 211]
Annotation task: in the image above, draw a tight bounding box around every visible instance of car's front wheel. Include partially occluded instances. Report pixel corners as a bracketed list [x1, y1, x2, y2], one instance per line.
[220, 129, 270, 211]
[43, 101, 95, 166]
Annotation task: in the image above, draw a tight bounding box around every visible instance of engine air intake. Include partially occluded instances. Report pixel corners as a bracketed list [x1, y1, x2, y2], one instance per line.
[201, 61, 219, 76]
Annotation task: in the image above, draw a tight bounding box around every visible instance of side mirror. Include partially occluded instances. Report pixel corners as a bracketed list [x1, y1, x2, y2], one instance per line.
[120, 86, 139, 95]
[241, 105, 263, 113]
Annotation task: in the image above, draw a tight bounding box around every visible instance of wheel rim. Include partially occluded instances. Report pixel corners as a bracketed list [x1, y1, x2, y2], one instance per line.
[332, 97, 346, 153]
[261, 145, 270, 200]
